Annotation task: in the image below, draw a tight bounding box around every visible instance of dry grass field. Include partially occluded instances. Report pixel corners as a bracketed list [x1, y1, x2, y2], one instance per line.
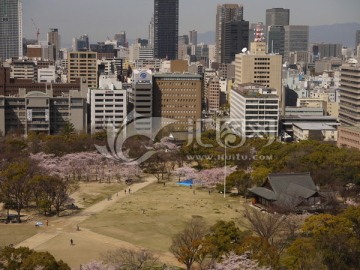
[81, 181, 246, 253]
[0, 224, 38, 247]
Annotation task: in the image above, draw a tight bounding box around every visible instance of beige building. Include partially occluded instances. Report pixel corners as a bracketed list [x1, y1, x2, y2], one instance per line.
[207, 76, 221, 113]
[153, 73, 203, 135]
[337, 126, 360, 150]
[293, 123, 337, 142]
[234, 42, 282, 97]
[68, 51, 98, 88]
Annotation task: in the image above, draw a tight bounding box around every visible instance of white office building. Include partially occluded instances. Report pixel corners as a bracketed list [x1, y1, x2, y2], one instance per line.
[230, 83, 279, 138]
[89, 76, 127, 134]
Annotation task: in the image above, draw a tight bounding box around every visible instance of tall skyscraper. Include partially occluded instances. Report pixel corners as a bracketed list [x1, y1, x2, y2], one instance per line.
[114, 31, 127, 47]
[265, 8, 290, 30]
[284, 25, 309, 62]
[189, 30, 197, 46]
[149, 17, 154, 46]
[215, 4, 243, 63]
[267, 25, 285, 55]
[222, 20, 249, 64]
[154, 0, 179, 60]
[0, 0, 23, 61]
[47, 28, 61, 60]
[356, 30, 360, 56]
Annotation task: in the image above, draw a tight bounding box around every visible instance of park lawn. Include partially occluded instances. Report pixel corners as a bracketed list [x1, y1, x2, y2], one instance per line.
[0, 224, 38, 247]
[73, 182, 126, 208]
[81, 181, 247, 253]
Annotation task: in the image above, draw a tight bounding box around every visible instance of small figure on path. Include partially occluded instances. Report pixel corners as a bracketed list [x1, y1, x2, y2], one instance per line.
[125, 189, 127, 194]
[163, 182, 165, 187]
[193, 190, 195, 195]
[208, 190, 211, 195]
[70, 239, 74, 245]
[77, 225, 80, 231]
[46, 220, 49, 226]
[128, 188, 131, 194]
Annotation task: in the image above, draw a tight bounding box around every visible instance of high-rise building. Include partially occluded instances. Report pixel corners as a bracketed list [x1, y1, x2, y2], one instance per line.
[355, 30, 360, 56]
[189, 30, 197, 46]
[222, 20, 249, 64]
[114, 31, 127, 47]
[267, 25, 285, 55]
[68, 51, 98, 88]
[265, 8, 290, 34]
[234, 42, 282, 96]
[339, 62, 360, 126]
[47, 28, 61, 60]
[0, 0, 23, 61]
[215, 4, 243, 63]
[154, 0, 179, 60]
[149, 17, 154, 46]
[284, 25, 309, 62]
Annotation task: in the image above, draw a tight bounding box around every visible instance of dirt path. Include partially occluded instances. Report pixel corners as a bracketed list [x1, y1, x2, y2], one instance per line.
[16, 175, 181, 268]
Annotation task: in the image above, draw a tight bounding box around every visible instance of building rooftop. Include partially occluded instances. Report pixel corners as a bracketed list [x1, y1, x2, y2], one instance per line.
[338, 126, 360, 132]
[232, 87, 278, 99]
[293, 123, 336, 131]
[153, 73, 202, 79]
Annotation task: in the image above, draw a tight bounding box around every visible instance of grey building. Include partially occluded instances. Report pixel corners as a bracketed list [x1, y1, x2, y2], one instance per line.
[311, 43, 342, 61]
[189, 30, 197, 46]
[0, 0, 22, 61]
[0, 88, 87, 136]
[356, 30, 360, 55]
[215, 4, 243, 63]
[154, 0, 179, 60]
[267, 25, 285, 55]
[284, 25, 309, 62]
[265, 8, 289, 36]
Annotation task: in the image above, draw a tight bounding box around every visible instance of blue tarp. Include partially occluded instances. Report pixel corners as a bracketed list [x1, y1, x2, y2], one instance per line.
[178, 179, 193, 186]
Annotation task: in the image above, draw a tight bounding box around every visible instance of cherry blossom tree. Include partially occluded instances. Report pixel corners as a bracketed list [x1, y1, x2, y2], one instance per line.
[209, 252, 271, 270]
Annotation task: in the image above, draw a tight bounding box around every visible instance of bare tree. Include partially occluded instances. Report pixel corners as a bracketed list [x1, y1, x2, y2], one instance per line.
[170, 216, 209, 270]
[102, 248, 158, 270]
[242, 206, 286, 243]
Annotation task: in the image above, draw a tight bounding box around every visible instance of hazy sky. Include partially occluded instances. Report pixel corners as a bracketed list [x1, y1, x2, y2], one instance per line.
[22, 0, 360, 46]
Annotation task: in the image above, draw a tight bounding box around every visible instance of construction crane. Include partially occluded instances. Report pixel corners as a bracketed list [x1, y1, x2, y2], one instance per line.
[31, 18, 40, 43]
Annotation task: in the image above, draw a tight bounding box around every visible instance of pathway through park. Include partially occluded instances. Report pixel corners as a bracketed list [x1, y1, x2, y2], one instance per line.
[16, 175, 181, 269]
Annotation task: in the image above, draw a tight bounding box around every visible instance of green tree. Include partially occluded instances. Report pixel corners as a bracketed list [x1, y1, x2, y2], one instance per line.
[226, 170, 252, 196]
[203, 220, 250, 260]
[297, 209, 360, 270]
[0, 246, 70, 270]
[0, 159, 37, 222]
[60, 121, 75, 136]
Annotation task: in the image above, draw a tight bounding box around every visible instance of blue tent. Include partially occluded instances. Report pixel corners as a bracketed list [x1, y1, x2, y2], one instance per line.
[178, 179, 193, 187]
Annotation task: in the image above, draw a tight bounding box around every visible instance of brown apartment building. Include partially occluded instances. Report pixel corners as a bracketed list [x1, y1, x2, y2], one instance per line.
[153, 73, 203, 137]
[337, 126, 360, 151]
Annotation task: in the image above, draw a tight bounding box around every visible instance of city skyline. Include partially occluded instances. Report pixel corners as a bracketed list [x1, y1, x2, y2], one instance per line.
[22, 0, 360, 46]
